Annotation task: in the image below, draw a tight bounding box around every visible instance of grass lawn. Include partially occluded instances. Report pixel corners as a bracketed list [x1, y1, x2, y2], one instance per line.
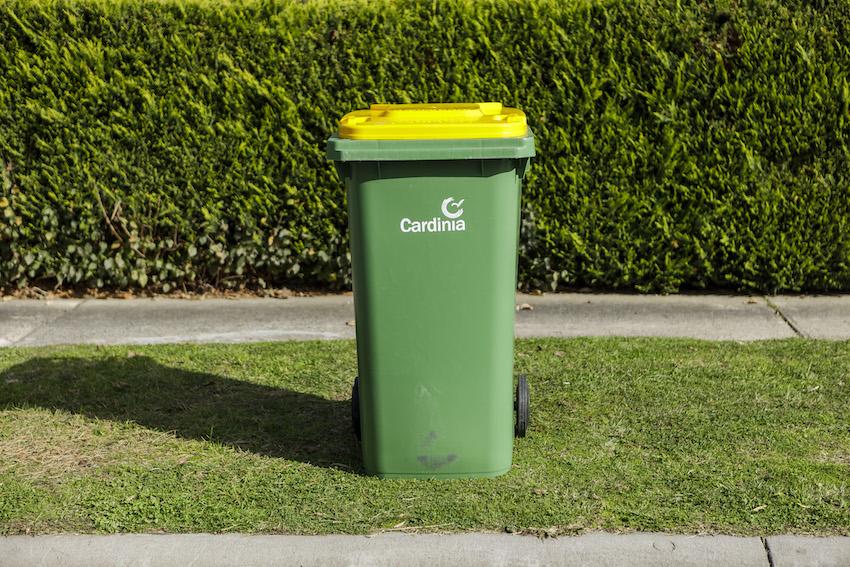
[0, 338, 848, 535]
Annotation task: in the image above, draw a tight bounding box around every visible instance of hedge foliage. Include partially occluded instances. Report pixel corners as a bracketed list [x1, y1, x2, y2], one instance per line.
[1, 0, 849, 293]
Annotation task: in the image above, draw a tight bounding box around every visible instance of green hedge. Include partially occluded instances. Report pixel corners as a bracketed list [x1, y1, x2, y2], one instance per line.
[1, 0, 849, 293]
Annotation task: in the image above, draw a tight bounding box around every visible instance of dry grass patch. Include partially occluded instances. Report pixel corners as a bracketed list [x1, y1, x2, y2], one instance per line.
[0, 408, 195, 480]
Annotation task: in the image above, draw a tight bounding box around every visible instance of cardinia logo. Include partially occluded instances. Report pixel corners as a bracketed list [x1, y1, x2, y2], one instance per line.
[400, 197, 466, 233]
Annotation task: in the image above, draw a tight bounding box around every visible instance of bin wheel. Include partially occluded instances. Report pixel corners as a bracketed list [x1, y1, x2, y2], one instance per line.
[515, 374, 529, 437]
[351, 377, 361, 441]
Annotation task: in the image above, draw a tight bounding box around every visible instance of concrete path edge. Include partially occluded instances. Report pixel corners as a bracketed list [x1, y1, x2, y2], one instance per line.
[0, 532, 786, 567]
[6, 293, 845, 347]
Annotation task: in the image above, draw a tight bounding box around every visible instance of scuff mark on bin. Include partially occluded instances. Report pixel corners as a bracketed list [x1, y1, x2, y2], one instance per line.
[417, 454, 457, 470]
[421, 430, 438, 450]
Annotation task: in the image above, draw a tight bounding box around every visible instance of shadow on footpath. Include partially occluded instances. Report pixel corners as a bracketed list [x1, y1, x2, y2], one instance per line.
[0, 355, 361, 472]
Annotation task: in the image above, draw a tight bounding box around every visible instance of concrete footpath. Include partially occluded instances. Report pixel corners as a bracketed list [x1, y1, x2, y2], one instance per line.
[1, 293, 849, 347]
[2, 533, 849, 567]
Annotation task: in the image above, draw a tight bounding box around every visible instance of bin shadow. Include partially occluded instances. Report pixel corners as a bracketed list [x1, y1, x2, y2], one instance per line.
[0, 355, 361, 471]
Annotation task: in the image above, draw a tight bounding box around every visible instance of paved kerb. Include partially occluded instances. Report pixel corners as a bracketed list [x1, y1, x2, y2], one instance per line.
[3, 293, 840, 347]
[0, 533, 773, 567]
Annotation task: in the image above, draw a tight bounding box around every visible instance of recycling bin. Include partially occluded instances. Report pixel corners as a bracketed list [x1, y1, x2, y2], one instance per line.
[326, 102, 535, 478]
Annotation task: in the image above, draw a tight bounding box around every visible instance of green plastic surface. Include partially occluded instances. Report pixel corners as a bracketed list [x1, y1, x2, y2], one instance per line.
[326, 134, 535, 162]
[328, 137, 534, 478]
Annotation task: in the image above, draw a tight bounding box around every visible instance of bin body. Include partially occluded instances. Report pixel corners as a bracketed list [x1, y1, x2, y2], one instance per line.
[327, 104, 534, 478]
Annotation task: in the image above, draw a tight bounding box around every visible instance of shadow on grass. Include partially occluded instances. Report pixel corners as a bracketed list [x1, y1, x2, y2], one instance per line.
[0, 355, 361, 472]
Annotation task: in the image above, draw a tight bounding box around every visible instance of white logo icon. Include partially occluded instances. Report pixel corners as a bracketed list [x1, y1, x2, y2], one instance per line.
[441, 197, 465, 219]
[399, 197, 467, 234]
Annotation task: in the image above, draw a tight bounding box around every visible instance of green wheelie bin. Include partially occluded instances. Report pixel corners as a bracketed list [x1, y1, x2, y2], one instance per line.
[326, 102, 535, 478]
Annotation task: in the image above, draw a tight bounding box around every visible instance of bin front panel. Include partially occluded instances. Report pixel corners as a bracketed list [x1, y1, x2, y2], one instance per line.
[347, 159, 522, 478]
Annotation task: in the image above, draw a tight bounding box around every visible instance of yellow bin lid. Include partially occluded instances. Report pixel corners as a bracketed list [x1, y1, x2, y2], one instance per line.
[337, 102, 528, 140]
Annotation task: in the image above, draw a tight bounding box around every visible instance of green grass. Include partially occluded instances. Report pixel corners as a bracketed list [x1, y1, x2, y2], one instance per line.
[0, 339, 848, 535]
